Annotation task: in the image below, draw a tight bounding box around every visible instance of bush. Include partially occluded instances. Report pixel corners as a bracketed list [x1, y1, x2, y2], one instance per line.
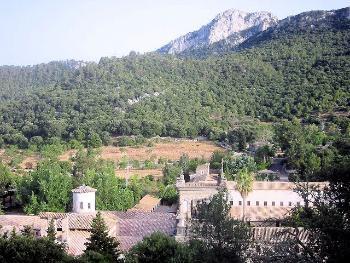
[163, 164, 182, 185]
[256, 161, 271, 170]
[0, 233, 72, 262]
[127, 232, 192, 263]
[210, 151, 226, 169]
[144, 159, 156, 169]
[255, 172, 279, 181]
[160, 185, 178, 205]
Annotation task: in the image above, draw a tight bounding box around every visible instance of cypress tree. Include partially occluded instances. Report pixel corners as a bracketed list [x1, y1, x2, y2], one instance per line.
[84, 212, 121, 262]
[47, 218, 56, 242]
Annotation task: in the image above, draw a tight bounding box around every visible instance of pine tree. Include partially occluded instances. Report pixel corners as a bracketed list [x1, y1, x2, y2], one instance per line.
[84, 212, 121, 262]
[47, 218, 56, 242]
[190, 189, 251, 262]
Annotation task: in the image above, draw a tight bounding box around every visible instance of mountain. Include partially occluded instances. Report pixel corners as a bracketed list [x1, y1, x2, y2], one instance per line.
[157, 9, 278, 54]
[158, 7, 350, 58]
[238, 7, 350, 50]
[0, 7, 349, 148]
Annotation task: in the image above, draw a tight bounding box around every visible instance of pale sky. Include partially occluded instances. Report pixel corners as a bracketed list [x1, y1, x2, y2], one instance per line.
[0, 0, 348, 65]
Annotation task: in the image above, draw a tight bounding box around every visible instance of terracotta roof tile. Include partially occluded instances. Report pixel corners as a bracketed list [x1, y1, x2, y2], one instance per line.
[0, 215, 48, 235]
[39, 211, 117, 230]
[0, 210, 176, 254]
[67, 230, 90, 255]
[251, 227, 309, 243]
[111, 211, 177, 251]
[130, 194, 161, 212]
[154, 204, 178, 213]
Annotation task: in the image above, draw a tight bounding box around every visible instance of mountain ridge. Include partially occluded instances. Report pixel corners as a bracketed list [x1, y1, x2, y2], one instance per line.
[157, 9, 278, 54]
[158, 7, 350, 57]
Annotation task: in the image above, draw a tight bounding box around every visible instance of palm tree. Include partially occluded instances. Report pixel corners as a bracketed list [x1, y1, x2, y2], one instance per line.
[235, 168, 254, 222]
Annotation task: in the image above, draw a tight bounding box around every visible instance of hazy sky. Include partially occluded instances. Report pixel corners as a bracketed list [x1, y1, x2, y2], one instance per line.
[0, 0, 348, 65]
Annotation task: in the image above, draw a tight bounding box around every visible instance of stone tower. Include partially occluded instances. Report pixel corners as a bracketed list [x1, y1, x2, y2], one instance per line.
[72, 185, 97, 213]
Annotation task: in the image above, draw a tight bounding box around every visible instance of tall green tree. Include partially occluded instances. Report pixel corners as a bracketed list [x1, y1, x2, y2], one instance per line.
[0, 163, 15, 194]
[189, 189, 250, 263]
[84, 212, 121, 262]
[224, 155, 257, 180]
[47, 219, 56, 242]
[162, 163, 182, 185]
[81, 160, 134, 211]
[235, 168, 254, 221]
[18, 160, 73, 214]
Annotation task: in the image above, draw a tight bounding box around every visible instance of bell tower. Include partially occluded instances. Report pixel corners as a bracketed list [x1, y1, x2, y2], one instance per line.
[72, 185, 97, 213]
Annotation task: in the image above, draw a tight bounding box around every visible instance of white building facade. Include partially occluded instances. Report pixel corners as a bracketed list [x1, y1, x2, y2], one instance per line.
[175, 165, 326, 238]
[72, 185, 97, 213]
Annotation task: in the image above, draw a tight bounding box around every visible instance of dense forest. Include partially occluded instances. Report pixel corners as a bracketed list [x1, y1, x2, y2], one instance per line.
[0, 8, 349, 148]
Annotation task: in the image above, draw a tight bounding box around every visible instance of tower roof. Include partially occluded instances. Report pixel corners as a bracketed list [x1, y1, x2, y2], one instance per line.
[72, 185, 97, 193]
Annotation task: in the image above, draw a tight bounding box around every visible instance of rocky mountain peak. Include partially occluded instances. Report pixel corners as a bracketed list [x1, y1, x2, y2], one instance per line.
[157, 9, 278, 54]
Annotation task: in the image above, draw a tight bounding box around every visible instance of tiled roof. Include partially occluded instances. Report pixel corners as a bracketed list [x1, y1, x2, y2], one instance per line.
[112, 210, 175, 220]
[67, 230, 91, 255]
[39, 212, 117, 230]
[112, 211, 177, 251]
[130, 194, 161, 212]
[0, 215, 47, 232]
[68, 214, 96, 229]
[0, 210, 176, 254]
[251, 227, 309, 243]
[154, 204, 178, 213]
[39, 212, 67, 219]
[230, 206, 291, 221]
[71, 185, 97, 193]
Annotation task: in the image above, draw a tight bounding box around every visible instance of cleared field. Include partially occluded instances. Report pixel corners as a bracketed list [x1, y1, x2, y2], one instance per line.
[20, 156, 40, 170]
[2, 140, 224, 175]
[100, 140, 223, 161]
[115, 168, 163, 179]
[0, 149, 40, 170]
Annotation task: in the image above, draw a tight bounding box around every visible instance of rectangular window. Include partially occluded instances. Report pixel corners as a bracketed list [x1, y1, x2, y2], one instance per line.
[247, 201, 250, 206]
[289, 202, 292, 207]
[239, 201, 242, 206]
[230, 201, 233, 205]
[80, 202, 83, 209]
[272, 201, 275, 206]
[264, 201, 267, 206]
[280, 202, 283, 206]
[256, 201, 259, 206]
[88, 203, 91, 209]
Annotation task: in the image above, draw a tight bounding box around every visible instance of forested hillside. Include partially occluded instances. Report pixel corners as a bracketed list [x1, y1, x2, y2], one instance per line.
[0, 8, 349, 148]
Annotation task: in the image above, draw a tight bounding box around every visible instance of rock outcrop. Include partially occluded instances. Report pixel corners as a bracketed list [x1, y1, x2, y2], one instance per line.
[157, 9, 278, 54]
